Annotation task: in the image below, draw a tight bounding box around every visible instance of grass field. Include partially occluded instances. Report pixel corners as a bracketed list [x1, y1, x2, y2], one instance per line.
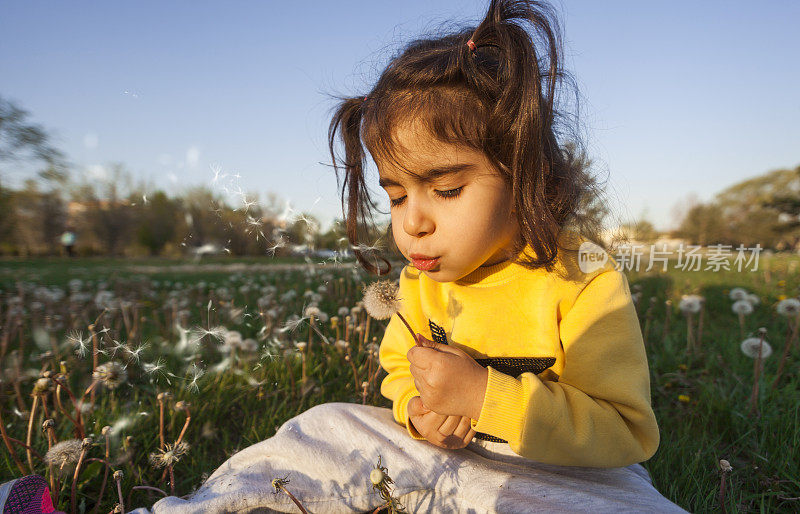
[1, 253, 798, 513]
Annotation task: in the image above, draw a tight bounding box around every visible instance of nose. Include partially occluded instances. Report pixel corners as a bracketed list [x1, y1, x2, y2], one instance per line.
[402, 196, 435, 237]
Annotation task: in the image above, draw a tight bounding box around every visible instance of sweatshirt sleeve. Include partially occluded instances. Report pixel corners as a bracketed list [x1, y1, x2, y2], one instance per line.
[470, 269, 660, 468]
[378, 266, 427, 441]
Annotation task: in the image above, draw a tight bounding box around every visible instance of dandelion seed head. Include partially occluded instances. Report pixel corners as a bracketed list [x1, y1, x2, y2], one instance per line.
[740, 337, 772, 359]
[678, 295, 702, 315]
[45, 439, 82, 468]
[729, 287, 749, 301]
[732, 299, 754, 316]
[776, 298, 800, 317]
[93, 361, 127, 390]
[363, 281, 401, 320]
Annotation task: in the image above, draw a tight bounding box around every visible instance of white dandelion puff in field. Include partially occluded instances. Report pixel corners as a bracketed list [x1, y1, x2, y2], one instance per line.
[740, 337, 772, 359]
[44, 439, 82, 469]
[678, 295, 703, 315]
[746, 293, 760, 307]
[775, 298, 800, 317]
[93, 361, 128, 390]
[732, 299, 754, 316]
[729, 287, 749, 301]
[363, 280, 402, 320]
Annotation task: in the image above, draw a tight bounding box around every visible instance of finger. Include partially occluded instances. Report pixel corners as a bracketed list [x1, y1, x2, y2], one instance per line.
[463, 428, 476, 444]
[452, 416, 473, 440]
[428, 412, 448, 432]
[407, 396, 423, 417]
[437, 415, 461, 436]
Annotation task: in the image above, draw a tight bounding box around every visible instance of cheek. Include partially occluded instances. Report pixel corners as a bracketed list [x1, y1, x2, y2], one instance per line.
[391, 220, 407, 249]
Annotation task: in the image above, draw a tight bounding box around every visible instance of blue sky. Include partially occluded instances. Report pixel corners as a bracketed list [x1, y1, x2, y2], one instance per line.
[1, 0, 798, 232]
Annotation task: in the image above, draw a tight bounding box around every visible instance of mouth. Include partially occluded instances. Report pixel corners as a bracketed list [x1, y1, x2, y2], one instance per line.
[410, 256, 440, 271]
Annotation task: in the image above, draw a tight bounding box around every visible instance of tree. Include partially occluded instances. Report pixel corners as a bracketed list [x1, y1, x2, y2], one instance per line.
[76, 163, 135, 256]
[676, 203, 728, 246]
[674, 166, 800, 249]
[135, 191, 181, 256]
[761, 166, 800, 250]
[0, 96, 65, 174]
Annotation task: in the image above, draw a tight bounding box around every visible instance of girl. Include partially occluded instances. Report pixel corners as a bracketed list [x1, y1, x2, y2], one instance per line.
[129, 0, 687, 511]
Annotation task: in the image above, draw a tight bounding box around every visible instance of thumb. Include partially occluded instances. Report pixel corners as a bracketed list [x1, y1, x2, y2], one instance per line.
[416, 333, 439, 349]
[409, 396, 431, 415]
[417, 333, 469, 357]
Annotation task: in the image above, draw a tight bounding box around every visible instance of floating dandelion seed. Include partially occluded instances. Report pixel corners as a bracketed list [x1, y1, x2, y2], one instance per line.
[278, 315, 309, 334]
[67, 330, 90, 357]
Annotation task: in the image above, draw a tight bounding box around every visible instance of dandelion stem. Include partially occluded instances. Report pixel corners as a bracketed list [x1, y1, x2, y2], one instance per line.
[697, 303, 705, 352]
[158, 397, 166, 450]
[748, 331, 766, 417]
[89, 323, 99, 407]
[394, 313, 419, 346]
[94, 431, 111, 514]
[345, 345, 360, 393]
[660, 300, 672, 344]
[114, 471, 125, 514]
[168, 465, 175, 496]
[71, 442, 90, 514]
[738, 313, 745, 341]
[272, 479, 308, 514]
[49, 376, 85, 439]
[175, 409, 191, 446]
[771, 316, 799, 390]
[130, 486, 167, 498]
[26, 395, 39, 473]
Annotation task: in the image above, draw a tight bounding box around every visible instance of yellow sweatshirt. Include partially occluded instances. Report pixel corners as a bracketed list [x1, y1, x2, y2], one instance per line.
[378, 233, 660, 468]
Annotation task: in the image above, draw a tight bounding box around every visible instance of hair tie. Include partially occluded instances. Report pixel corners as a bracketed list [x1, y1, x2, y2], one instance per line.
[467, 39, 476, 52]
[363, 96, 368, 101]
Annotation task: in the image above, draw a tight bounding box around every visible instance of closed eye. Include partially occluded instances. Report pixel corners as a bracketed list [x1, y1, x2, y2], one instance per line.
[389, 187, 463, 207]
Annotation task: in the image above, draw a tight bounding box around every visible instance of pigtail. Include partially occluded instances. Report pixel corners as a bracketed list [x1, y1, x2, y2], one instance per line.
[462, 0, 591, 270]
[328, 97, 392, 276]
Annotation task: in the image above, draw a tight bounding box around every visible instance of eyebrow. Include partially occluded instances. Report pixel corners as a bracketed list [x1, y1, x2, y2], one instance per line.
[378, 163, 474, 188]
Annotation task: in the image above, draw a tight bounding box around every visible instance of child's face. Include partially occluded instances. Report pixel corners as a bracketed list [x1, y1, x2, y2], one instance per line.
[376, 121, 519, 282]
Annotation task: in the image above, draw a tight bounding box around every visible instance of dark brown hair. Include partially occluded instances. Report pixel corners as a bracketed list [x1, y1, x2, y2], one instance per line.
[328, 0, 608, 276]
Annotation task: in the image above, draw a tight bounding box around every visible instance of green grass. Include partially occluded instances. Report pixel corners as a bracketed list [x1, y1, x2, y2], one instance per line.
[1, 255, 799, 512]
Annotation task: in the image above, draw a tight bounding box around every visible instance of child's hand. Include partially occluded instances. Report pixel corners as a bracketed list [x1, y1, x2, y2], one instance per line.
[407, 396, 476, 450]
[407, 334, 488, 420]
